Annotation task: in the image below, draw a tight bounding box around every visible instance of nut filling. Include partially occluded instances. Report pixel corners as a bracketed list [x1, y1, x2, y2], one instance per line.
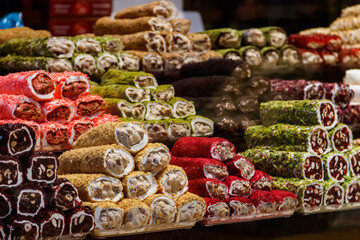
[97, 208, 124, 230]
[244, 29, 266, 47]
[11, 221, 39, 240]
[31, 73, 55, 95]
[45, 128, 68, 145]
[303, 184, 323, 209]
[120, 54, 140, 71]
[204, 165, 228, 181]
[325, 185, 344, 207]
[47, 59, 73, 73]
[77, 99, 106, 117]
[149, 18, 172, 34]
[234, 158, 255, 180]
[269, 31, 287, 48]
[62, 78, 89, 99]
[191, 39, 210, 53]
[211, 142, 235, 161]
[302, 52, 322, 65]
[346, 182, 360, 204]
[194, 122, 213, 136]
[76, 39, 101, 55]
[278, 198, 299, 211]
[257, 202, 279, 213]
[206, 182, 228, 200]
[169, 123, 191, 139]
[224, 52, 242, 61]
[178, 201, 206, 222]
[161, 169, 188, 197]
[89, 177, 123, 202]
[97, 54, 119, 72]
[146, 123, 168, 142]
[8, 127, 34, 156]
[104, 149, 133, 177]
[145, 32, 166, 53]
[165, 57, 183, 71]
[328, 154, 349, 181]
[350, 152, 360, 176]
[54, 182, 79, 211]
[74, 55, 98, 76]
[175, 102, 195, 117]
[303, 156, 323, 180]
[27, 156, 57, 182]
[208, 202, 230, 218]
[218, 31, 240, 48]
[182, 54, 201, 64]
[154, 1, 177, 20]
[127, 175, 157, 199]
[72, 122, 94, 142]
[18, 190, 44, 216]
[135, 76, 158, 89]
[332, 126, 352, 152]
[126, 88, 150, 102]
[230, 181, 251, 197]
[320, 103, 336, 128]
[147, 103, 173, 120]
[244, 49, 262, 66]
[47, 38, 75, 58]
[104, 40, 123, 54]
[141, 147, 171, 174]
[124, 207, 150, 229]
[151, 197, 177, 224]
[115, 124, 146, 150]
[230, 201, 255, 216]
[251, 180, 272, 191]
[152, 87, 175, 102]
[310, 128, 329, 155]
[281, 48, 300, 65]
[46, 106, 71, 122]
[304, 83, 326, 100]
[119, 102, 145, 120]
[142, 54, 164, 73]
[262, 51, 280, 67]
[70, 211, 94, 237]
[41, 213, 65, 239]
[168, 34, 190, 53]
[14, 102, 44, 122]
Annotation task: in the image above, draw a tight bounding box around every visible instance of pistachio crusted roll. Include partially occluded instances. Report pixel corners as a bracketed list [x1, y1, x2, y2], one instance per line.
[260, 26, 287, 48]
[322, 181, 344, 209]
[175, 192, 206, 222]
[162, 52, 184, 73]
[165, 118, 191, 141]
[151, 85, 175, 102]
[101, 69, 158, 89]
[347, 147, 360, 177]
[105, 99, 146, 120]
[186, 33, 211, 54]
[96, 36, 123, 55]
[144, 101, 173, 120]
[216, 48, 242, 61]
[91, 85, 150, 103]
[322, 152, 349, 182]
[165, 32, 190, 53]
[74, 121, 148, 154]
[144, 194, 177, 225]
[117, 198, 151, 229]
[135, 143, 170, 176]
[60, 174, 124, 203]
[118, 53, 140, 71]
[342, 177, 360, 205]
[260, 47, 280, 68]
[72, 53, 98, 78]
[203, 198, 230, 218]
[239, 46, 262, 67]
[169, 97, 196, 119]
[125, 50, 165, 75]
[144, 120, 168, 142]
[157, 165, 188, 198]
[242, 28, 266, 48]
[203, 28, 241, 49]
[329, 124, 353, 152]
[58, 144, 134, 178]
[186, 115, 214, 137]
[280, 45, 301, 66]
[170, 18, 191, 35]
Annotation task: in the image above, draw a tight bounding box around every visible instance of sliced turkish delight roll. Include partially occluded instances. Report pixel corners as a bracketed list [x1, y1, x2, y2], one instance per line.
[75, 94, 107, 119]
[51, 178, 82, 211]
[225, 176, 251, 198]
[105, 99, 145, 120]
[339, 48, 360, 67]
[164, 118, 191, 141]
[225, 155, 255, 181]
[82, 201, 124, 232]
[58, 144, 134, 178]
[96, 53, 119, 75]
[165, 32, 190, 53]
[135, 143, 170, 175]
[186, 33, 211, 55]
[72, 54, 98, 78]
[245, 124, 331, 156]
[347, 147, 360, 177]
[162, 52, 183, 73]
[260, 47, 280, 68]
[170, 156, 229, 181]
[124, 50, 165, 75]
[156, 165, 188, 198]
[67, 120, 94, 145]
[171, 137, 236, 161]
[244, 148, 324, 181]
[42, 99, 75, 124]
[279, 45, 301, 66]
[188, 178, 229, 200]
[203, 198, 230, 219]
[16, 184, 45, 217]
[0, 70, 55, 101]
[225, 197, 255, 217]
[97, 36, 125, 54]
[60, 174, 123, 203]
[118, 53, 140, 71]
[200, 50, 223, 61]
[101, 69, 157, 89]
[26, 151, 58, 184]
[8, 220, 39, 240]
[342, 177, 360, 205]
[320, 50, 339, 65]
[73, 37, 101, 55]
[288, 33, 342, 51]
[174, 192, 206, 222]
[239, 46, 262, 67]
[39, 211, 65, 240]
[40, 122, 69, 151]
[250, 170, 273, 191]
[181, 52, 202, 65]
[117, 198, 150, 229]
[260, 26, 287, 48]
[144, 101, 173, 120]
[0, 155, 23, 188]
[241, 28, 266, 48]
[329, 124, 353, 152]
[74, 121, 148, 153]
[92, 85, 150, 103]
[0, 94, 44, 122]
[299, 48, 323, 66]
[323, 152, 349, 182]
[0, 123, 35, 158]
[144, 120, 168, 142]
[271, 190, 299, 211]
[203, 28, 241, 49]
[66, 207, 95, 238]
[151, 85, 175, 102]
[0, 191, 12, 218]
[122, 171, 158, 200]
[51, 72, 90, 100]
[324, 82, 354, 108]
[170, 18, 191, 34]
[216, 48, 242, 61]
[249, 190, 279, 214]
[322, 181, 344, 209]
[144, 194, 177, 224]
[169, 97, 195, 119]
[247, 76, 270, 98]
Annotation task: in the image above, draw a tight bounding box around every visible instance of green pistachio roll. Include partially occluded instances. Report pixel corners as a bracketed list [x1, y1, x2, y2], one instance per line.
[91, 85, 150, 103]
[101, 69, 158, 89]
[105, 98, 145, 120]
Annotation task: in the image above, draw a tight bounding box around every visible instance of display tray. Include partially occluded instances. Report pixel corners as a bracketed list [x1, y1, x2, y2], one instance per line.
[199, 209, 296, 227]
[91, 221, 197, 239]
[297, 203, 360, 215]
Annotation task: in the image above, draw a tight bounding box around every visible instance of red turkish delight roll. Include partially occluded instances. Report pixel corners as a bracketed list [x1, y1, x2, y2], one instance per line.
[42, 99, 75, 123]
[16, 184, 45, 217]
[0, 155, 23, 188]
[249, 190, 279, 213]
[0, 191, 12, 218]
[0, 120, 40, 148]
[65, 206, 95, 238]
[75, 95, 107, 119]
[224, 176, 251, 198]
[299, 48, 323, 66]
[324, 82, 354, 108]
[0, 123, 36, 158]
[40, 122, 69, 151]
[92, 114, 119, 126]
[225, 155, 255, 181]
[271, 190, 299, 211]
[203, 198, 230, 218]
[225, 197, 255, 217]
[39, 210, 65, 240]
[288, 33, 342, 51]
[51, 72, 90, 100]
[67, 120, 94, 145]
[170, 156, 229, 181]
[26, 151, 58, 184]
[171, 137, 236, 161]
[8, 219, 40, 240]
[188, 178, 229, 200]
[250, 170, 273, 191]
[0, 70, 55, 101]
[51, 178, 82, 211]
[0, 94, 44, 122]
[340, 48, 360, 67]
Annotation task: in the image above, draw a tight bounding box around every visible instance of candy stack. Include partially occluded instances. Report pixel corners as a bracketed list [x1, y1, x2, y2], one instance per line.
[0, 122, 95, 239]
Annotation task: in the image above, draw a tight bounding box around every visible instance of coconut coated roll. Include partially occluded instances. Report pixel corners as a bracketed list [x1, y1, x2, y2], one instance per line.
[26, 151, 58, 184]
[143, 194, 177, 225]
[135, 143, 170, 175]
[170, 18, 191, 34]
[186, 33, 211, 54]
[156, 165, 188, 198]
[58, 144, 134, 178]
[175, 192, 206, 222]
[119, 52, 140, 71]
[101, 69, 158, 89]
[122, 171, 158, 200]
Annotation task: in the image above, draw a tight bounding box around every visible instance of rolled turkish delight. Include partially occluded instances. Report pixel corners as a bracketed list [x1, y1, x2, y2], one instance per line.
[247, 76, 270, 98]
[244, 148, 324, 181]
[322, 181, 344, 209]
[330, 15, 360, 30]
[288, 33, 342, 51]
[226, 155, 255, 180]
[66, 207, 95, 238]
[169, 97, 195, 119]
[271, 190, 299, 211]
[181, 52, 202, 65]
[259, 26, 287, 48]
[58, 144, 134, 178]
[260, 100, 338, 129]
[203, 198, 230, 219]
[39, 122, 69, 151]
[144, 120, 168, 142]
[117, 198, 150, 229]
[118, 52, 140, 71]
[165, 32, 190, 53]
[170, 18, 191, 34]
[51, 72, 90, 100]
[91, 85, 150, 103]
[174, 192, 206, 222]
[151, 85, 175, 102]
[186, 115, 214, 137]
[74, 121, 148, 153]
[186, 33, 211, 54]
[339, 48, 360, 67]
[172, 137, 235, 161]
[224, 176, 251, 198]
[203, 28, 241, 49]
[156, 165, 188, 198]
[60, 173, 123, 203]
[95, 36, 123, 55]
[280, 45, 301, 66]
[124, 50, 164, 74]
[249, 190, 279, 213]
[260, 47, 280, 68]
[165, 118, 191, 141]
[320, 50, 339, 65]
[16, 184, 45, 217]
[323, 152, 349, 182]
[122, 171, 158, 200]
[95, 16, 173, 36]
[135, 143, 170, 175]
[188, 178, 229, 200]
[96, 53, 119, 74]
[101, 69, 158, 89]
[82, 201, 124, 231]
[170, 156, 228, 181]
[216, 48, 242, 61]
[26, 151, 58, 184]
[51, 178, 82, 211]
[161, 52, 183, 73]
[114, 1, 177, 20]
[0, 123, 35, 158]
[347, 147, 360, 177]
[8, 220, 40, 240]
[241, 28, 266, 48]
[144, 194, 177, 224]
[106, 99, 145, 120]
[324, 82, 354, 108]
[75, 94, 107, 119]
[299, 48, 323, 66]
[67, 120, 94, 145]
[329, 124, 353, 152]
[245, 124, 331, 156]
[225, 197, 255, 217]
[250, 170, 273, 191]
[42, 99, 75, 124]
[0, 70, 55, 101]
[213, 117, 238, 137]
[342, 177, 360, 205]
[73, 37, 101, 55]
[200, 50, 223, 61]
[39, 211, 65, 240]
[341, 4, 360, 18]
[144, 101, 173, 120]
[0, 94, 44, 122]
[239, 46, 262, 67]
[72, 54, 98, 78]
